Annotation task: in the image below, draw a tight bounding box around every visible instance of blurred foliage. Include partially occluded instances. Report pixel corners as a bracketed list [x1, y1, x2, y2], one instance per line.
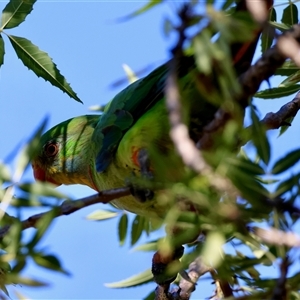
[1, 0, 300, 299]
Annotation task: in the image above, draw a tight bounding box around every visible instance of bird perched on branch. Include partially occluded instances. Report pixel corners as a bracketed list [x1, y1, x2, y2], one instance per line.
[32, 0, 266, 215]
[32, 0, 273, 287]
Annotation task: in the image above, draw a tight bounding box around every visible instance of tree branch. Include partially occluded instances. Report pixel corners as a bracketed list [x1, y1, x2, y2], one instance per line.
[178, 257, 212, 300]
[0, 187, 131, 239]
[261, 90, 300, 129]
[198, 24, 300, 150]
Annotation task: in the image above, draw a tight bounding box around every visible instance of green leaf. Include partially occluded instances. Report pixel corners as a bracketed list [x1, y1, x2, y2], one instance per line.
[33, 253, 69, 274]
[193, 29, 213, 75]
[275, 60, 299, 76]
[280, 71, 300, 87]
[6, 34, 82, 102]
[143, 290, 155, 300]
[27, 209, 57, 249]
[281, 3, 298, 26]
[250, 107, 270, 165]
[118, 213, 128, 246]
[255, 85, 300, 99]
[118, 0, 162, 21]
[272, 149, 300, 175]
[86, 209, 118, 221]
[0, 35, 4, 67]
[202, 231, 225, 268]
[5, 274, 48, 287]
[15, 116, 48, 180]
[18, 181, 68, 199]
[0, 162, 11, 182]
[1, 0, 37, 30]
[105, 268, 152, 288]
[279, 116, 294, 136]
[269, 21, 290, 32]
[226, 157, 265, 175]
[273, 174, 300, 198]
[133, 241, 158, 252]
[131, 215, 145, 246]
[261, 8, 276, 52]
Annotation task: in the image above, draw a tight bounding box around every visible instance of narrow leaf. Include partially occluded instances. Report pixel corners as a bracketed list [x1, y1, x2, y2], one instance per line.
[86, 209, 118, 221]
[5, 275, 48, 287]
[226, 157, 265, 175]
[280, 70, 300, 87]
[14, 116, 48, 180]
[18, 181, 68, 199]
[33, 253, 69, 274]
[276, 60, 298, 76]
[105, 268, 152, 288]
[118, 0, 162, 21]
[269, 21, 290, 31]
[143, 290, 156, 300]
[118, 213, 128, 246]
[250, 107, 270, 165]
[122, 64, 138, 84]
[279, 116, 294, 136]
[131, 215, 145, 246]
[1, 0, 37, 30]
[0, 35, 4, 67]
[7, 35, 81, 102]
[272, 149, 300, 175]
[27, 209, 57, 249]
[273, 174, 300, 198]
[133, 241, 158, 252]
[202, 231, 225, 268]
[261, 8, 276, 52]
[255, 85, 300, 99]
[281, 3, 298, 26]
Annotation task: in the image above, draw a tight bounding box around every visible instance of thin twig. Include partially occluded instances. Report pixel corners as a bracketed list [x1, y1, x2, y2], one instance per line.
[252, 226, 300, 248]
[0, 187, 131, 239]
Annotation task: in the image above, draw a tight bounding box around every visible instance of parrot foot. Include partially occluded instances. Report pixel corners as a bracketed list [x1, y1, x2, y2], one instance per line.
[127, 148, 155, 202]
[152, 245, 184, 286]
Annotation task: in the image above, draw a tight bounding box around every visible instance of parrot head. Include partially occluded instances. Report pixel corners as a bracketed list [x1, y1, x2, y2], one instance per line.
[32, 115, 100, 190]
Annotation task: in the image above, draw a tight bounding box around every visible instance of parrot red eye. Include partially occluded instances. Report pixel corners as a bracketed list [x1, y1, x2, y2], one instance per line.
[44, 142, 59, 157]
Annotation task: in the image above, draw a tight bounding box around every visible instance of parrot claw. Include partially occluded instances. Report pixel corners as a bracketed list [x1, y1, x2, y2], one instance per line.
[129, 185, 154, 202]
[152, 245, 184, 285]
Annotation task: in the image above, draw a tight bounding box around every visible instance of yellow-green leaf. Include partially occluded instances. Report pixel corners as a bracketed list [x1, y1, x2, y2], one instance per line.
[105, 268, 152, 288]
[86, 209, 118, 221]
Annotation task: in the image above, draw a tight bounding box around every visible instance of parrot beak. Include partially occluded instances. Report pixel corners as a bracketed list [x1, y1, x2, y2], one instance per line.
[32, 162, 60, 187]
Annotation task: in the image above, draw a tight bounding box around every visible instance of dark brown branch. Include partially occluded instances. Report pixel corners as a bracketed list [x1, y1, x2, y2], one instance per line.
[271, 257, 289, 300]
[261, 90, 300, 129]
[198, 24, 300, 150]
[0, 187, 131, 239]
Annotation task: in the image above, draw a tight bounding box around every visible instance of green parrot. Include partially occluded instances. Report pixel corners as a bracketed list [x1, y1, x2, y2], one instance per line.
[32, 56, 218, 218]
[32, 2, 268, 219]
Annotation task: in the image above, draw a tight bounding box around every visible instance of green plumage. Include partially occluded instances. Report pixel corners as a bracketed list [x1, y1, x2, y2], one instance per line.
[32, 56, 219, 217]
[32, 2, 262, 216]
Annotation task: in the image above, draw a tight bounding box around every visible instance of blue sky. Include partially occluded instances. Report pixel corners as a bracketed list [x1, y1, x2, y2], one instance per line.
[1, 1, 300, 299]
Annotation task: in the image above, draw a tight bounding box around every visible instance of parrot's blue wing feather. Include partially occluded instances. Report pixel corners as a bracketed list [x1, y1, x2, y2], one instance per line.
[93, 57, 196, 173]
